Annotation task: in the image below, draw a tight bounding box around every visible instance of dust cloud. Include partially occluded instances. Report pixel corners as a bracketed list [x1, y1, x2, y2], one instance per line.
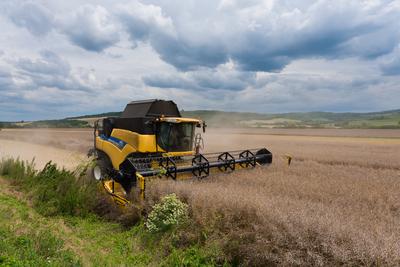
[0, 129, 89, 170]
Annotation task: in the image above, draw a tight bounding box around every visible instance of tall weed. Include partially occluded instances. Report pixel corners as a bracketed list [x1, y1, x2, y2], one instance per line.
[0, 158, 99, 217]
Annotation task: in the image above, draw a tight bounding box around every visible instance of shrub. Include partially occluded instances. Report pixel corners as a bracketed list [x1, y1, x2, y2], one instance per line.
[0, 157, 142, 225]
[0, 157, 36, 182]
[30, 162, 98, 216]
[146, 194, 188, 233]
[0, 158, 99, 217]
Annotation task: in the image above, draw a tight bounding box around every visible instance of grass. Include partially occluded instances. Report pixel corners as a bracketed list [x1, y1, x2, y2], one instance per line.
[0, 158, 223, 266]
[0, 194, 81, 266]
[0, 192, 220, 266]
[0, 158, 99, 217]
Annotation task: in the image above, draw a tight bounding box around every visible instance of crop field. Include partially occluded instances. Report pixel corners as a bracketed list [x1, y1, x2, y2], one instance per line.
[0, 128, 400, 266]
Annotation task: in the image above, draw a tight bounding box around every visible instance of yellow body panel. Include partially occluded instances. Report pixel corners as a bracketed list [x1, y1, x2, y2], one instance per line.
[102, 173, 146, 204]
[110, 129, 166, 153]
[137, 173, 145, 200]
[103, 180, 130, 205]
[96, 136, 136, 169]
[95, 125, 196, 170]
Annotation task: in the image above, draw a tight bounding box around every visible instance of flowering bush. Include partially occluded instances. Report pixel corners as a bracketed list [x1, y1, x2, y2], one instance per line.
[146, 194, 188, 233]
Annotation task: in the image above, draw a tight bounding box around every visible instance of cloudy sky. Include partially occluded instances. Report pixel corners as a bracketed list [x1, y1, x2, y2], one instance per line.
[0, 0, 399, 120]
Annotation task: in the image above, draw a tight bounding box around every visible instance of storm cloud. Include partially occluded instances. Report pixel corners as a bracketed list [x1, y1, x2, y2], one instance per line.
[0, 0, 399, 120]
[117, 0, 400, 71]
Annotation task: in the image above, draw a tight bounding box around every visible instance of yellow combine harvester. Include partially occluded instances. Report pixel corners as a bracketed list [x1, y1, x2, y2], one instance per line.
[90, 99, 272, 205]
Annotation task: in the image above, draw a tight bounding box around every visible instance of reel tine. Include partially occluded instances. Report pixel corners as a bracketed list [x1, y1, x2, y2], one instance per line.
[217, 152, 235, 172]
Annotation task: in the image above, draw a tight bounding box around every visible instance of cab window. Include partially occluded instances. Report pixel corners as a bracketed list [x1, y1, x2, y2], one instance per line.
[157, 122, 194, 152]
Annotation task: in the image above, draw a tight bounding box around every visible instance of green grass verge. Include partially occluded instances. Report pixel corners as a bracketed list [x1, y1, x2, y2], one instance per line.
[0, 158, 224, 266]
[0, 194, 81, 267]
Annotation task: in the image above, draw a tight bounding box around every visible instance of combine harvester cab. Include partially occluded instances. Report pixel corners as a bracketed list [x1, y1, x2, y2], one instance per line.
[90, 99, 272, 205]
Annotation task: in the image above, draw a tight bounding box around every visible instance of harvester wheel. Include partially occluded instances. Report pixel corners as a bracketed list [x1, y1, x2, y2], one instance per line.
[256, 148, 273, 165]
[93, 153, 112, 181]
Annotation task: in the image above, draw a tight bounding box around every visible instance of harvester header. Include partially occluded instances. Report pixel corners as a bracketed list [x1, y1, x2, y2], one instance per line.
[90, 99, 272, 205]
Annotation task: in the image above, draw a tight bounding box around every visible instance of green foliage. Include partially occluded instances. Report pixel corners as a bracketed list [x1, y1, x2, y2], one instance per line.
[0, 193, 81, 267]
[0, 122, 13, 128]
[0, 226, 81, 267]
[28, 119, 90, 128]
[0, 119, 90, 128]
[0, 158, 36, 182]
[31, 162, 98, 216]
[67, 112, 122, 119]
[0, 157, 225, 266]
[0, 158, 99, 217]
[146, 194, 189, 233]
[162, 246, 218, 267]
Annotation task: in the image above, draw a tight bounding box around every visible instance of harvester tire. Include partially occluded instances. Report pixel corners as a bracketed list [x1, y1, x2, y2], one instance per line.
[93, 152, 112, 181]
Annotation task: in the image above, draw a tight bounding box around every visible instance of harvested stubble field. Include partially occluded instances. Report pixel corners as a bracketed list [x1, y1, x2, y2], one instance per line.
[0, 128, 400, 265]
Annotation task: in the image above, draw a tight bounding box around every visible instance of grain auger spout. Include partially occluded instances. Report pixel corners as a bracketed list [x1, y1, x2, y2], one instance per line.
[89, 99, 272, 205]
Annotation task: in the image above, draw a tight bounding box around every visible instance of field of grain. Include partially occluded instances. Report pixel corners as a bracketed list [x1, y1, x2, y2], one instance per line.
[150, 129, 400, 265]
[0, 128, 399, 265]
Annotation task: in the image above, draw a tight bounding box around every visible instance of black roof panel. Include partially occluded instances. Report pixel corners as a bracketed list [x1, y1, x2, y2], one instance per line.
[121, 99, 181, 118]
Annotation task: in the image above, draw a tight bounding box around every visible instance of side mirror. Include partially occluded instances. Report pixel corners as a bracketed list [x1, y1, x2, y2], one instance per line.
[202, 121, 207, 133]
[94, 120, 98, 136]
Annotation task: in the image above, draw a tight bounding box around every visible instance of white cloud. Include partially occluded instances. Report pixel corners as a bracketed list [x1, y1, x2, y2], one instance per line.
[59, 5, 120, 52]
[116, 1, 175, 43]
[143, 61, 255, 91]
[0, 0, 399, 120]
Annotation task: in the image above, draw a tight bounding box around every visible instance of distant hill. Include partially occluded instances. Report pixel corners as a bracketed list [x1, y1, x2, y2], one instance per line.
[2, 109, 400, 129]
[68, 112, 123, 119]
[181, 109, 400, 129]
[66, 109, 400, 129]
[0, 120, 90, 129]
